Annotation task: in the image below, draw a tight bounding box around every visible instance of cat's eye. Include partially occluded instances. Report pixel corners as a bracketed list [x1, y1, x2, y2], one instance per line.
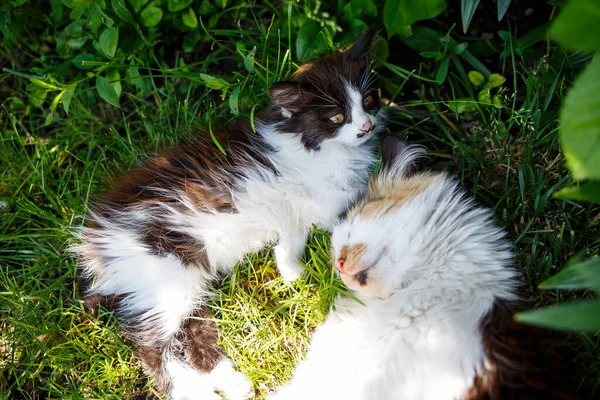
[329, 113, 345, 124]
[363, 95, 374, 108]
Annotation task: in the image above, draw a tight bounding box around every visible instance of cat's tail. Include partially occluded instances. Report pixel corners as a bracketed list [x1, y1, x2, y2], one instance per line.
[380, 135, 428, 179]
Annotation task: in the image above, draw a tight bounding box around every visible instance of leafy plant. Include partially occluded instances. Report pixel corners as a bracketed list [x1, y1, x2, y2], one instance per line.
[448, 71, 506, 113]
[516, 0, 600, 332]
[460, 0, 513, 33]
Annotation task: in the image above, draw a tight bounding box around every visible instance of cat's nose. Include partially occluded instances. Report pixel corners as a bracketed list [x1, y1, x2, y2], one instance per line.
[336, 258, 346, 273]
[359, 120, 373, 133]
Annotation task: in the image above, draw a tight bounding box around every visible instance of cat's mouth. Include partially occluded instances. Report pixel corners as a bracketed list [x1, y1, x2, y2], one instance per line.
[338, 246, 389, 286]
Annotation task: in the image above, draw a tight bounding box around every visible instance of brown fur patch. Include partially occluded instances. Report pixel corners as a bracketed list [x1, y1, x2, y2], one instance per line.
[464, 300, 575, 400]
[185, 307, 223, 373]
[347, 173, 441, 222]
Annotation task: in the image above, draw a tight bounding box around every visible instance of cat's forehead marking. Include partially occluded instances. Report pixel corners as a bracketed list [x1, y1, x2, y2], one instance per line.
[347, 174, 440, 221]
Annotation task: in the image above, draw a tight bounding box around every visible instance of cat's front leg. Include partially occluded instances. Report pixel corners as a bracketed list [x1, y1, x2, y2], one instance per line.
[274, 229, 307, 281]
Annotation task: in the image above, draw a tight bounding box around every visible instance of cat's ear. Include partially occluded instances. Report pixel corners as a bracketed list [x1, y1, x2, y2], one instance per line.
[269, 81, 310, 118]
[381, 136, 426, 177]
[344, 28, 377, 61]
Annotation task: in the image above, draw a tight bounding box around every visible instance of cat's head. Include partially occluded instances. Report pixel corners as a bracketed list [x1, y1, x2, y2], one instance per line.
[331, 136, 512, 298]
[265, 30, 385, 150]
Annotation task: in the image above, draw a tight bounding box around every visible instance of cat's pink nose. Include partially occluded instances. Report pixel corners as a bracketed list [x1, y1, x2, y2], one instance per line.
[336, 258, 346, 273]
[360, 120, 373, 133]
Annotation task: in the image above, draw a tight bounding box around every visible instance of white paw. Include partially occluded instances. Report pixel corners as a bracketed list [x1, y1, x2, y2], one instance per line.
[220, 370, 254, 400]
[277, 260, 303, 282]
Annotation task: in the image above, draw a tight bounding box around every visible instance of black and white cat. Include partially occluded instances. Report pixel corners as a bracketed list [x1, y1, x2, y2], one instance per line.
[270, 137, 573, 400]
[73, 31, 384, 400]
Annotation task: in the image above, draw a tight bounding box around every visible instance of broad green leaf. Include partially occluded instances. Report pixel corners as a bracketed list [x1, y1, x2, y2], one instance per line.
[106, 69, 122, 98]
[87, 3, 103, 33]
[420, 51, 443, 59]
[296, 19, 331, 62]
[31, 90, 48, 108]
[181, 7, 197, 29]
[488, 73, 506, 87]
[497, 0, 511, 21]
[71, 53, 96, 69]
[384, 0, 446, 37]
[99, 27, 118, 58]
[478, 88, 491, 104]
[61, 86, 76, 114]
[44, 112, 54, 127]
[468, 70, 485, 86]
[435, 57, 449, 85]
[550, 0, 600, 52]
[554, 182, 600, 204]
[111, 0, 134, 24]
[515, 299, 600, 332]
[141, 6, 162, 28]
[539, 258, 600, 291]
[168, 0, 193, 12]
[560, 56, 600, 180]
[460, 0, 480, 33]
[198, 0, 216, 15]
[200, 73, 228, 90]
[96, 76, 120, 107]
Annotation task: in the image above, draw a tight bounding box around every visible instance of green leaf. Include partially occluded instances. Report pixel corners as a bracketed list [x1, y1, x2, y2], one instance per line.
[31, 90, 48, 108]
[61, 86, 76, 114]
[497, 0, 511, 21]
[141, 6, 163, 28]
[214, 0, 228, 9]
[560, 56, 600, 180]
[468, 70, 485, 86]
[127, 60, 148, 93]
[447, 99, 477, 113]
[71, 54, 96, 69]
[488, 73, 506, 88]
[478, 88, 491, 104]
[550, 0, 600, 52]
[460, 0, 480, 33]
[30, 79, 62, 91]
[168, 0, 193, 12]
[384, 0, 447, 37]
[96, 76, 120, 107]
[106, 69, 122, 98]
[244, 46, 256, 73]
[420, 51, 443, 59]
[351, 0, 378, 18]
[198, 0, 216, 15]
[453, 42, 468, 55]
[200, 73, 228, 90]
[44, 112, 54, 127]
[111, 0, 134, 24]
[539, 258, 600, 291]
[49, 91, 64, 111]
[99, 27, 119, 58]
[554, 181, 600, 204]
[229, 86, 240, 117]
[296, 20, 331, 62]
[129, 0, 149, 13]
[87, 3, 103, 34]
[515, 299, 600, 332]
[435, 57, 449, 84]
[181, 7, 197, 29]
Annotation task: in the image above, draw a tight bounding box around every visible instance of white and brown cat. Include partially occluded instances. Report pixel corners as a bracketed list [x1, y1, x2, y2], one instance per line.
[73, 31, 385, 400]
[270, 136, 574, 400]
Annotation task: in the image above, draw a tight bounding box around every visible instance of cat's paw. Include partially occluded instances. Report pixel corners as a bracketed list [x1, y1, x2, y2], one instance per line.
[276, 260, 303, 282]
[220, 370, 254, 400]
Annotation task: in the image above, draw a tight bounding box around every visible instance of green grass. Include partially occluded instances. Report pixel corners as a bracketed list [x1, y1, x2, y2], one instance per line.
[1, 2, 599, 399]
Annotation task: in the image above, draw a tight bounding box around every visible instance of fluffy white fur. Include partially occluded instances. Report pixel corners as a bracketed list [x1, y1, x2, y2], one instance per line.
[75, 82, 385, 399]
[270, 148, 517, 400]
